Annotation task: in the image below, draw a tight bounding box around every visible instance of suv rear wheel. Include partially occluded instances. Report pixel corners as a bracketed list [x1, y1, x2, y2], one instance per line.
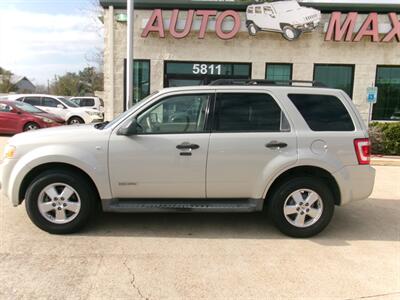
[268, 177, 334, 238]
[68, 117, 84, 125]
[25, 170, 95, 234]
[247, 23, 258, 36]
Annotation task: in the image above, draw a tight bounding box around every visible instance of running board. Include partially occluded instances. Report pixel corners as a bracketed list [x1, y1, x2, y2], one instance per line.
[102, 199, 263, 213]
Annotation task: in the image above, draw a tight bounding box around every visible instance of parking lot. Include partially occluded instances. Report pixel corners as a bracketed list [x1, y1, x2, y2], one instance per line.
[0, 135, 399, 299]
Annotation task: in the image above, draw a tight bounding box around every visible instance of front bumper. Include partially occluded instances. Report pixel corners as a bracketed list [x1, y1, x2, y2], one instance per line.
[295, 21, 319, 31]
[333, 165, 376, 205]
[90, 117, 104, 124]
[43, 122, 65, 129]
[0, 158, 18, 206]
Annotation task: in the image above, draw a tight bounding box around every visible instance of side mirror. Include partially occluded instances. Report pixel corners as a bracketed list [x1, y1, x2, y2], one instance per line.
[117, 119, 141, 136]
[57, 104, 64, 109]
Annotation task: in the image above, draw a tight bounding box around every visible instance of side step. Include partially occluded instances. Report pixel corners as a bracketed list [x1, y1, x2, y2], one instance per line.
[102, 199, 263, 213]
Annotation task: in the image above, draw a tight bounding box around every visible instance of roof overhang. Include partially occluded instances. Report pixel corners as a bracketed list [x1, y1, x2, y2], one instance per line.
[100, 0, 400, 13]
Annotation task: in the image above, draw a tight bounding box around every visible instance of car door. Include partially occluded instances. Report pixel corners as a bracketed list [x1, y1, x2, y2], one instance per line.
[253, 6, 266, 28]
[0, 103, 20, 133]
[41, 97, 68, 120]
[23, 96, 42, 108]
[108, 92, 213, 199]
[206, 91, 298, 199]
[262, 5, 279, 30]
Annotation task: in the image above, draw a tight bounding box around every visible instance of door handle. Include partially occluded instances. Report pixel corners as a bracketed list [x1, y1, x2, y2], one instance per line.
[266, 141, 288, 149]
[176, 143, 200, 150]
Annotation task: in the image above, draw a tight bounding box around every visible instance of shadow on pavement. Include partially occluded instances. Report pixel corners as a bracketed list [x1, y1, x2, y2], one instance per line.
[77, 198, 399, 245]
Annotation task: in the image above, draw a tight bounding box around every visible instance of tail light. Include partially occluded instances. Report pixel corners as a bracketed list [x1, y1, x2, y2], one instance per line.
[354, 138, 371, 165]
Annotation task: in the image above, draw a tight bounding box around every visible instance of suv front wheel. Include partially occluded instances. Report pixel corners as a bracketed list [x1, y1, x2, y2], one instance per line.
[281, 25, 301, 41]
[268, 177, 335, 238]
[25, 170, 95, 234]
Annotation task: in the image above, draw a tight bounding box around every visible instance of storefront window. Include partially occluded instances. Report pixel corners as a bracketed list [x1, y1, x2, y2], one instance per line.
[266, 64, 292, 81]
[314, 64, 354, 97]
[372, 66, 400, 121]
[134, 60, 150, 103]
[164, 61, 251, 87]
[124, 60, 150, 108]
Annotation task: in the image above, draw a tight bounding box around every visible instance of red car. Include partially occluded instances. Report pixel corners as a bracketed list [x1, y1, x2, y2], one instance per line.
[0, 100, 65, 134]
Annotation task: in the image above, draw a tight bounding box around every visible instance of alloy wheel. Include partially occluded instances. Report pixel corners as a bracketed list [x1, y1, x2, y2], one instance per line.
[37, 183, 81, 224]
[283, 189, 324, 228]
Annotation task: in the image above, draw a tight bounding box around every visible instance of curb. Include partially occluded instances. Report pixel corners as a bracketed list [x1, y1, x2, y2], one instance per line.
[371, 157, 400, 167]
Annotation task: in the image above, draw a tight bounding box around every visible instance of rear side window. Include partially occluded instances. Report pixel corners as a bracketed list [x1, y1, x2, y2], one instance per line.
[82, 98, 95, 106]
[42, 97, 59, 108]
[24, 97, 41, 106]
[214, 93, 286, 132]
[288, 94, 355, 131]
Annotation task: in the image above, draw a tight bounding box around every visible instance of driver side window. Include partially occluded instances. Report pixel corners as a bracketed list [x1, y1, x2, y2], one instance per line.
[137, 94, 210, 134]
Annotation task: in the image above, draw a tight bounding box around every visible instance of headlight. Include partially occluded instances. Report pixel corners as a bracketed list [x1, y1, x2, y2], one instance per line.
[41, 117, 54, 124]
[3, 144, 16, 160]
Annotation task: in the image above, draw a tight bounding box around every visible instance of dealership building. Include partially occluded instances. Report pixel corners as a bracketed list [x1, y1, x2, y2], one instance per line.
[100, 0, 400, 122]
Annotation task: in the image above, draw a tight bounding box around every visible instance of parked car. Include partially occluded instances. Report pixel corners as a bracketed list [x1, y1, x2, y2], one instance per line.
[246, 1, 321, 40]
[6, 94, 104, 124]
[390, 111, 400, 120]
[0, 80, 375, 237]
[0, 100, 64, 134]
[70, 96, 105, 113]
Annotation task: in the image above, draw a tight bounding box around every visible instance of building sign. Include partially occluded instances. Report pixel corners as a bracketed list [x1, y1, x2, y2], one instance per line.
[141, 1, 400, 42]
[142, 0, 321, 40]
[166, 62, 251, 76]
[325, 12, 400, 42]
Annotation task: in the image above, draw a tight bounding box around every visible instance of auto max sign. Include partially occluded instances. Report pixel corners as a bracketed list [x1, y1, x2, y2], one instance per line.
[141, 3, 400, 42]
[325, 12, 400, 42]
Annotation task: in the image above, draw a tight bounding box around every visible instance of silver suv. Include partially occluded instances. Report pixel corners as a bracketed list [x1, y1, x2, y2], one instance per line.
[0, 80, 376, 237]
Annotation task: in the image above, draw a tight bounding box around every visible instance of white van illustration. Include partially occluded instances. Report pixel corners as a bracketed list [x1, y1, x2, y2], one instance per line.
[246, 1, 321, 41]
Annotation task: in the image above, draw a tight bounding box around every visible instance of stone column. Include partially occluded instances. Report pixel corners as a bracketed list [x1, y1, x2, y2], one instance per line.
[252, 61, 266, 80]
[292, 63, 314, 81]
[151, 60, 164, 91]
[352, 64, 377, 123]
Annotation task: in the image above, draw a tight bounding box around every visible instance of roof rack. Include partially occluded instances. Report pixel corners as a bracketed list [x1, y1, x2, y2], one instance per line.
[209, 79, 327, 88]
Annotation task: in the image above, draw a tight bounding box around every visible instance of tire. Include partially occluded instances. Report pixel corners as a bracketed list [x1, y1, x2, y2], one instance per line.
[68, 117, 84, 125]
[281, 25, 301, 41]
[247, 23, 258, 36]
[25, 170, 96, 234]
[268, 177, 335, 238]
[23, 122, 40, 131]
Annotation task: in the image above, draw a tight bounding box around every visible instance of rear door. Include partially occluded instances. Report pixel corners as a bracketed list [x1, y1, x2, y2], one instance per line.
[206, 91, 298, 199]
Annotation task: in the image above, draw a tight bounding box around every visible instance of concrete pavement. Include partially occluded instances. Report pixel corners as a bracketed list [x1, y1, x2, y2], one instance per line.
[0, 135, 399, 299]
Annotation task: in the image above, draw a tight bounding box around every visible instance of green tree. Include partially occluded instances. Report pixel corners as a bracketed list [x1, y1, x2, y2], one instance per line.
[0, 67, 17, 93]
[50, 73, 81, 96]
[50, 67, 103, 96]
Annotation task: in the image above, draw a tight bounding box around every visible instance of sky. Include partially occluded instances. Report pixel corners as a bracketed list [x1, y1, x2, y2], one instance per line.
[0, 0, 103, 86]
[0, 0, 398, 85]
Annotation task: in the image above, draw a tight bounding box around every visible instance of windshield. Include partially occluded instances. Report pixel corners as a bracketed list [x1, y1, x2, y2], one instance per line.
[14, 101, 44, 113]
[273, 1, 300, 12]
[58, 97, 79, 108]
[104, 92, 159, 130]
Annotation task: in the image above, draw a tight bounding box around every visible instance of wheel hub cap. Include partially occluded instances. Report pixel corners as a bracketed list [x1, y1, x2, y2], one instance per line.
[38, 183, 81, 225]
[283, 189, 323, 228]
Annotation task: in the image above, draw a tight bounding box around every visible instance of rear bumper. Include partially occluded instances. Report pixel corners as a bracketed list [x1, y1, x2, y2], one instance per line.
[334, 165, 376, 205]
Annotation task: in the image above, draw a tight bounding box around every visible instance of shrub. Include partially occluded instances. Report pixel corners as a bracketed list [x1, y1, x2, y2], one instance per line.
[369, 122, 400, 155]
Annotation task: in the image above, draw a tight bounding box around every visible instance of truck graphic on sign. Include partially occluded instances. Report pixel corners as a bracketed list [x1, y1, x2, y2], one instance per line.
[246, 1, 321, 40]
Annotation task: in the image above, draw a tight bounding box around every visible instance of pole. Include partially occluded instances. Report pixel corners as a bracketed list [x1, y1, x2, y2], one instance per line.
[126, 0, 134, 111]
